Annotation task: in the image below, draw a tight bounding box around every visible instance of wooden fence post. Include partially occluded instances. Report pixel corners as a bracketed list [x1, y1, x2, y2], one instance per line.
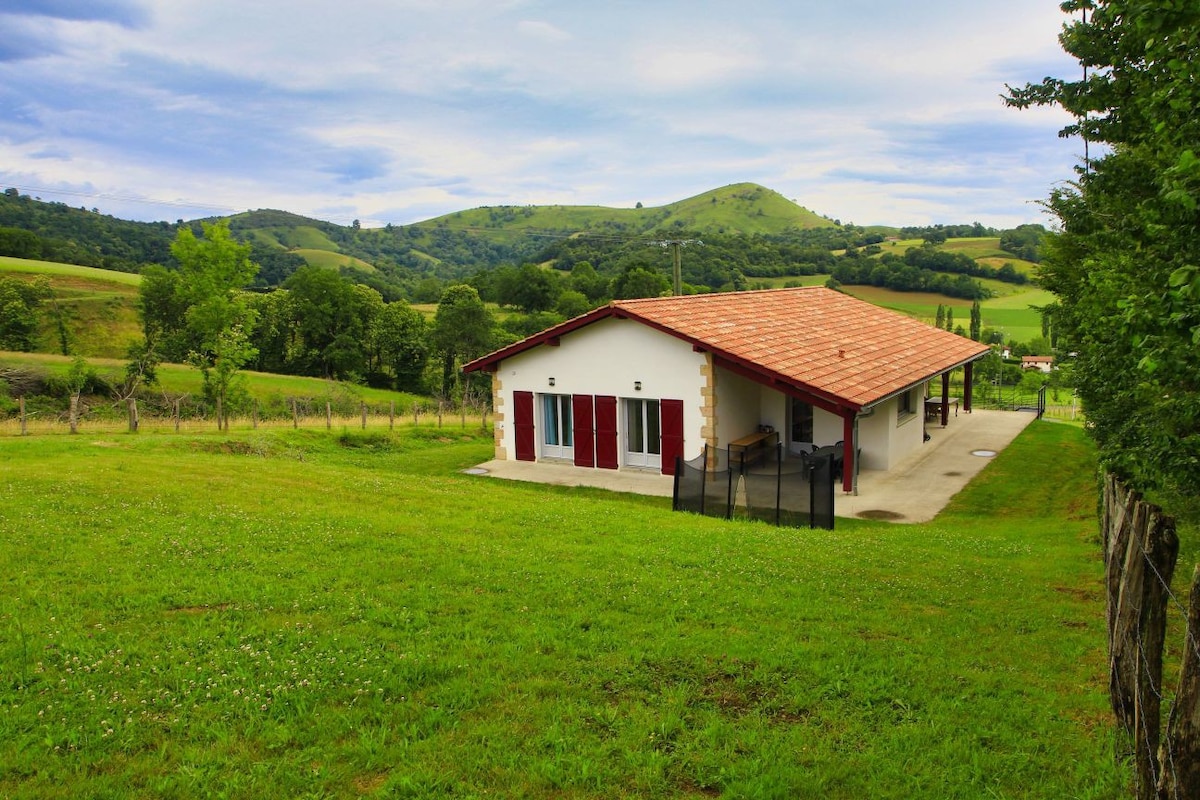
[413, 402, 419, 427]
[1160, 565, 1200, 798]
[326, 401, 332, 430]
[69, 393, 79, 434]
[252, 400, 259, 430]
[437, 400, 443, 428]
[216, 397, 223, 432]
[292, 398, 298, 429]
[1104, 475, 1180, 799]
[127, 398, 138, 433]
[389, 400, 394, 431]
[19, 396, 26, 436]
[361, 402, 367, 430]
[174, 398, 181, 432]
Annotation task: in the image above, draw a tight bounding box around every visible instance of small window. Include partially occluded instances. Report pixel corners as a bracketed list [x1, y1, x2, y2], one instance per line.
[898, 389, 915, 421]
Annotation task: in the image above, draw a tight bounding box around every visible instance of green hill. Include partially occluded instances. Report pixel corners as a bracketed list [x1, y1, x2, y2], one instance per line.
[0, 256, 142, 358]
[418, 183, 834, 240]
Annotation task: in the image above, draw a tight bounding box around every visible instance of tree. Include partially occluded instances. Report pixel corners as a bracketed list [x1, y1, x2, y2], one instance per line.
[494, 263, 561, 313]
[283, 266, 375, 380]
[611, 266, 669, 300]
[167, 220, 260, 427]
[370, 301, 428, 393]
[935, 303, 945, 329]
[431, 284, 493, 399]
[1006, 1, 1200, 494]
[0, 275, 48, 350]
[969, 300, 982, 342]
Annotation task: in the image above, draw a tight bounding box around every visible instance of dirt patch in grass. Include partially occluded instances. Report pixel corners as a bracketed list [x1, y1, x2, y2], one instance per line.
[857, 509, 905, 521]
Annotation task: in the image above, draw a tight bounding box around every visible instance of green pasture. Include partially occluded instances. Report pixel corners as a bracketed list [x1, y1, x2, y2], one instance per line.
[0, 351, 424, 417]
[293, 248, 378, 272]
[838, 286, 1046, 341]
[0, 256, 142, 287]
[0, 422, 1126, 798]
[1, 257, 143, 358]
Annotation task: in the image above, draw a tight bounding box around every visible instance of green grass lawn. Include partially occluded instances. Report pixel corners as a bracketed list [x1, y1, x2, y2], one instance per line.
[0, 422, 1125, 798]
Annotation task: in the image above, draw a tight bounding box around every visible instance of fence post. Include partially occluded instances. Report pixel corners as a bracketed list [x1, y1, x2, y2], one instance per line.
[19, 396, 26, 436]
[252, 400, 259, 430]
[1160, 565, 1200, 798]
[69, 394, 79, 434]
[361, 402, 367, 430]
[174, 398, 181, 432]
[326, 401, 332, 430]
[438, 400, 443, 428]
[1104, 475, 1179, 799]
[127, 398, 138, 433]
[216, 397, 223, 432]
[389, 401, 394, 431]
[413, 402, 419, 427]
[292, 398, 298, 429]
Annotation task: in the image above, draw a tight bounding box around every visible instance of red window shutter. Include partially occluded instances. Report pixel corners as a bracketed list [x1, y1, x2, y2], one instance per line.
[595, 395, 618, 470]
[660, 399, 684, 475]
[572, 394, 595, 467]
[513, 391, 535, 462]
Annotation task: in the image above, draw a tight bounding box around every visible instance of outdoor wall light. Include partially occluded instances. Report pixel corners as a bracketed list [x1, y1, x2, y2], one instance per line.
[548, 377, 556, 387]
[634, 381, 642, 391]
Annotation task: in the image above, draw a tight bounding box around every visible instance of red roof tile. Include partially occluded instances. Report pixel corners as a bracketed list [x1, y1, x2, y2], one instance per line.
[465, 287, 990, 410]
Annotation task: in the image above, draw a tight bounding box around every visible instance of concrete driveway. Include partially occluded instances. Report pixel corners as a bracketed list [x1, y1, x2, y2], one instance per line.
[466, 409, 1037, 524]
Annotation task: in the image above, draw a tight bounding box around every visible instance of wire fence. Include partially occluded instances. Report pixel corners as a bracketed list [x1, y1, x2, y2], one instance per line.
[1102, 473, 1200, 799]
[1, 395, 491, 437]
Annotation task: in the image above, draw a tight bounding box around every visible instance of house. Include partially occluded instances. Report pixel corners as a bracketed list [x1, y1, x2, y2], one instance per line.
[463, 287, 990, 494]
[1021, 355, 1054, 373]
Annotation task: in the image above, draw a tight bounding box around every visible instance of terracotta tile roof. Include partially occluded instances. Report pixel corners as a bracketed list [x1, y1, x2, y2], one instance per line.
[465, 287, 990, 410]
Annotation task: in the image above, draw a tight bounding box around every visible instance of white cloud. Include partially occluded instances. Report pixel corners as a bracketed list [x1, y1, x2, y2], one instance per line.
[0, 0, 1087, 228]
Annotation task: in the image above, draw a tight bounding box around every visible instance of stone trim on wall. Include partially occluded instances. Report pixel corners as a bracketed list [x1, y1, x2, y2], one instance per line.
[700, 354, 716, 467]
[491, 374, 507, 461]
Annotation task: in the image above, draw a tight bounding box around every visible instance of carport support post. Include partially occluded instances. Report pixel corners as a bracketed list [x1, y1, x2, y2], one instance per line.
[941, 372, 951, 427]
[842, 412, 856, 494]
[963, 362, 974, 412]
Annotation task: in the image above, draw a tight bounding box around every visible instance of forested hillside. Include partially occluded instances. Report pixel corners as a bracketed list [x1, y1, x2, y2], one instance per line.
[0, 182, 1044, 305]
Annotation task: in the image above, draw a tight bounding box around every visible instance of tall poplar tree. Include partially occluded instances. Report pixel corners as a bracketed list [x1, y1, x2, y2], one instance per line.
[1006, 1, 1200, 494]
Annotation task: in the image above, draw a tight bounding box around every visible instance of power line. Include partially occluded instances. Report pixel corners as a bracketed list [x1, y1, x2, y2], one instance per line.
[5, 183, 238, 213]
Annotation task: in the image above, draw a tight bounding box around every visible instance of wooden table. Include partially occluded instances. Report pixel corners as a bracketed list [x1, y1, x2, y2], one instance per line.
[729, 430, 778, 467]
[925, 398, 960, 421]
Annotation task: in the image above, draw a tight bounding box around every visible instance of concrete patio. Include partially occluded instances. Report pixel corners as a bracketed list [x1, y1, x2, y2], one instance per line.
[466, 409, 1038, 524]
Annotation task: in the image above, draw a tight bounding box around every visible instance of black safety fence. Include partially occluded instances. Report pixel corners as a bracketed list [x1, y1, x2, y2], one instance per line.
[673, 443, 835, 530]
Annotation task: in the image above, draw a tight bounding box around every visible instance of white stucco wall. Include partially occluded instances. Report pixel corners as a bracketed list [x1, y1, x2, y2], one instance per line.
[492, 318, 707, 465]
[857, 385, 928, 471]
[713, 369, 763, 443]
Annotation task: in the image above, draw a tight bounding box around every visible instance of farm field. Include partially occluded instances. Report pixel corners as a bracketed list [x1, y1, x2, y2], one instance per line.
[0, 422, 1123, 798]
[837, 285, 1049, 343]
[0, 257, 142, 358]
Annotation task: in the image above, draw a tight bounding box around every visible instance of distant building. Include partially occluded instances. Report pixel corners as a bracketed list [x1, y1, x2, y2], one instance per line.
[1021, 355, 1054, 373]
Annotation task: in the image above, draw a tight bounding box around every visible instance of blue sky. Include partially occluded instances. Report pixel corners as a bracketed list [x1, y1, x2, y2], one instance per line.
[0, 1, 1084, 228]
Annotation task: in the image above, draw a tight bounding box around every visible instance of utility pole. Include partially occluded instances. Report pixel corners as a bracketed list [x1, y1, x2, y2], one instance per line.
[649, 238, 702, 296]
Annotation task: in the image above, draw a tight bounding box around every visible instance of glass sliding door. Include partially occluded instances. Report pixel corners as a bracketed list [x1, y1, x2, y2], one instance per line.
[624, 398, 660, 469]
[541, 394, 573, 459]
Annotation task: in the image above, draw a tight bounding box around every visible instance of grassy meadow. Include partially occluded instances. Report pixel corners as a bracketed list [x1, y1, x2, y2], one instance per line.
[0, 421, 1124, 798]
[0, 257, 143, 359]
